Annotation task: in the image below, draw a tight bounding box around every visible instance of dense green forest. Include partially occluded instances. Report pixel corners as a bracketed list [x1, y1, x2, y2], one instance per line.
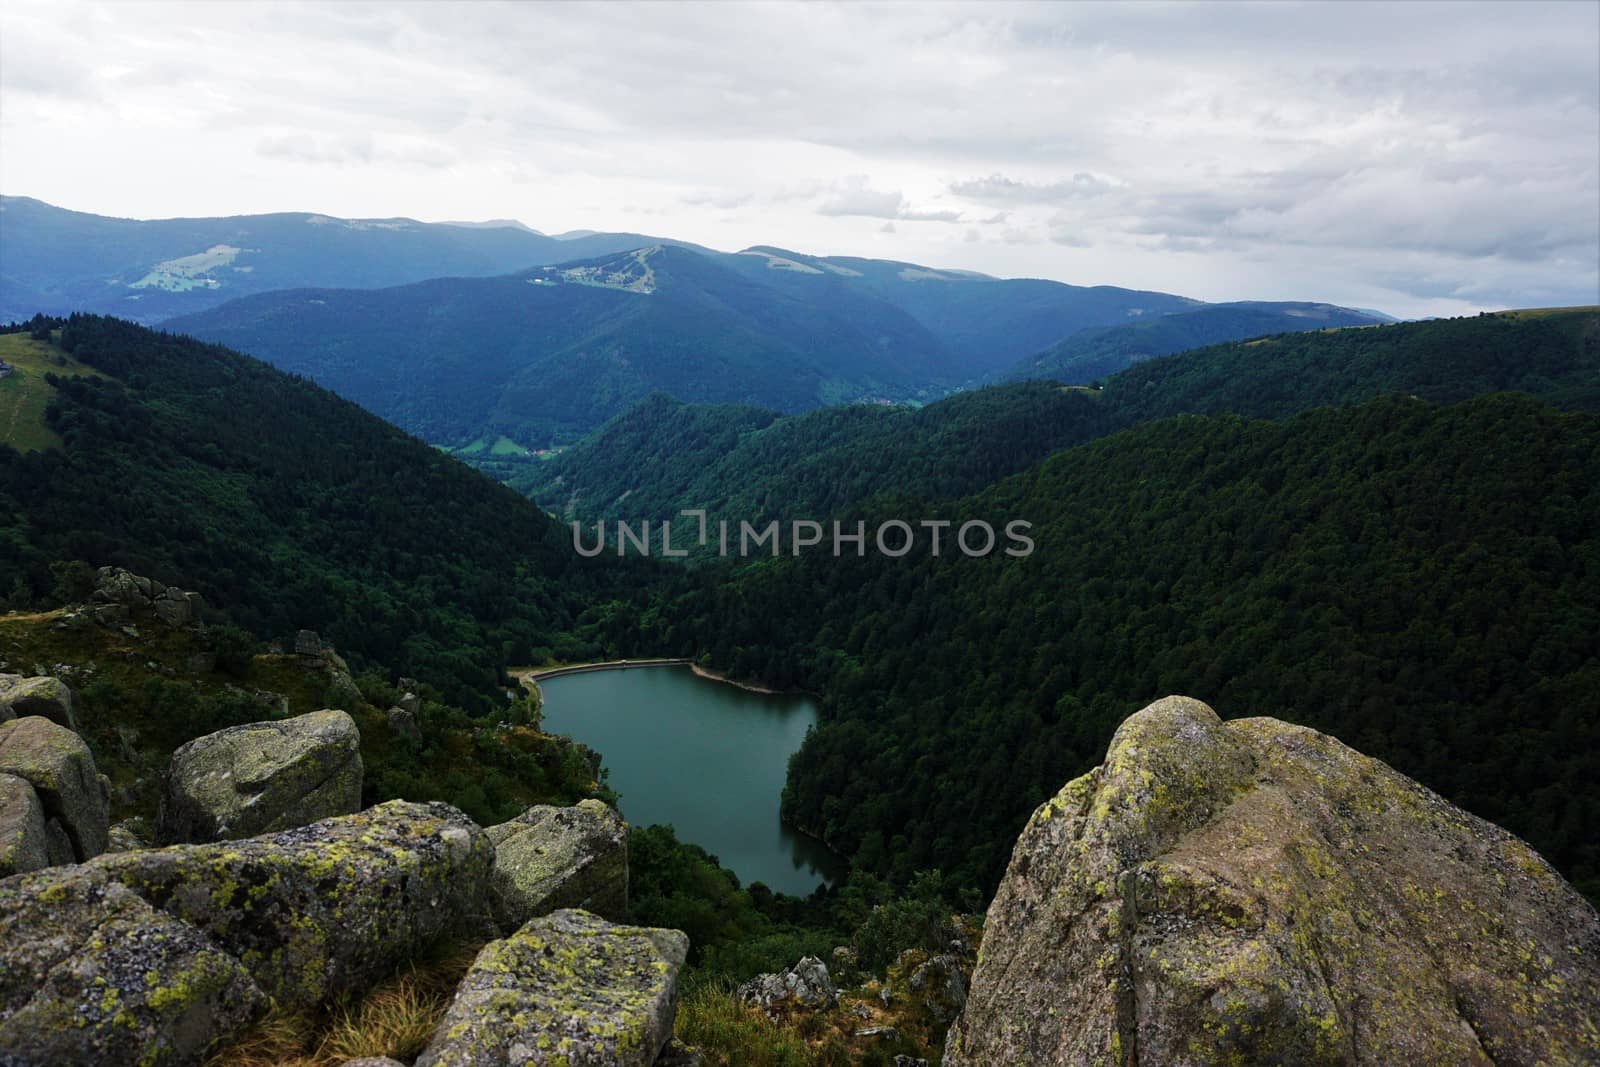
[520, 384, 1117, 543]
[1105, 307, 1600, 418]
[600, 395, 1600, 902]
[526, 309, 1600, 536]
[6, 310, 1598, 915]
[0, 314, 643, 709]
[1003, 301, 1385, 384]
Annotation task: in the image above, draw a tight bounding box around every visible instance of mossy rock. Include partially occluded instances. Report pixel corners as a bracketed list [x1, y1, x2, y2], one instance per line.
[91, 799, 492, 1008]
[156, 708, 363, 844]
[416, 908, 687, 1067]
[0, 714, 108, 860]
[487, 798, 628, 931]
[0, 674, 76, 730]
[946, 696, 1600, 1066]
[0, 865, 265, 1065]
[0, 771, 48, 876]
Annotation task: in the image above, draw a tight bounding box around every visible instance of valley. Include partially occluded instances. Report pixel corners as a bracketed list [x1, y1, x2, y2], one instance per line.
[1, 228, 1596, 1067]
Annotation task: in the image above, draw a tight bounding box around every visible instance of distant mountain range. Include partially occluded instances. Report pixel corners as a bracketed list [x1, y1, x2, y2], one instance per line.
[166, 241, 1228, 445]
[0, 195, 695, 322]
[6, 197, 1392, 445]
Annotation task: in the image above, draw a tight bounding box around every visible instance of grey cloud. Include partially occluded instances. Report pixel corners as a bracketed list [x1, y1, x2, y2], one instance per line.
[683, 190, 755, 210]
[817, 178, 963, 223]
[2, 0, 1594, 318]
[951, 173, 1120, 202]
[256, 132, 455, 170]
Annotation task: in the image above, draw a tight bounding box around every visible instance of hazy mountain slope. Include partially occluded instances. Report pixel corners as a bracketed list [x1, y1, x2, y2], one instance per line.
[170, 245, 963, 444]
[727, 246, 1204, 377]
[525, 308, 1600, 530]
[0, 315, 639, 709]
[0, 196, 689, 323]
[1004, 301, 1389, 383]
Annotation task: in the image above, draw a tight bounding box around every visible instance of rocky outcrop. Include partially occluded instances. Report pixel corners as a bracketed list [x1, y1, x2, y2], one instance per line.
[0, 865, 265, 1066]
[415, 909, 688, 1067]
[386, 705, 421, 741]
[0, 715, 109, 861]
[156, 708, 363, 843]
[944, 696, 1600, 1066]
[89, 565, 205, 628]
[486, 798, 628, 930]
[739, 956, 838, 1019]
[905, 954, 966, 1025]
[0, 771, 49, 876]
[0, 674, 76, 729]
[92, 799, 492, 1008]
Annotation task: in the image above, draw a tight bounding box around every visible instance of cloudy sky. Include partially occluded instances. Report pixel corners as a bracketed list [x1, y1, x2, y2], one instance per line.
[2, 1, 1596, 318]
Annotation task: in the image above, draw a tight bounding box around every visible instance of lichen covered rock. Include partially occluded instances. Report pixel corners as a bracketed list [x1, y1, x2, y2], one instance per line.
[0, 865, 265, 1065]
[739, 956, 838, 1019]
[905, 954, 966, 1025]
[416, 908, 688, 1067]
[91, 799, 492, 1008]
[91, 565, 204, 628]
[0, 771, 48, 877]
[944, 696, 1600, 1066]
[486, 798, 628, 930]
[0, 715, 109, 861]
[0, 674, 76, 730]
[157, 708, 363, 844]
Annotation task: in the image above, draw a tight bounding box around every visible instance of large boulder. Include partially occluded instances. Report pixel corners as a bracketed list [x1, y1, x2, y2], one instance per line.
[944, 696, 1600, 1066]
[91, 799, 493, 1008]
[0, 772, 48, 877]
[415, 909, 688, 1067]
[0, 715, 108, 861]
[157, 708, 363, 843]
[0, 865, 265, 1066]
[0, 674, 76, 730]
[739, 956, 838, 1019]
[486, 798, 628, 930]
[91, 566, 204, 628]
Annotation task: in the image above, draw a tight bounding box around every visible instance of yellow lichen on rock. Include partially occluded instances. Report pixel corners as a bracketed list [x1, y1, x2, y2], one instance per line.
[946, 697, 1600, 1066]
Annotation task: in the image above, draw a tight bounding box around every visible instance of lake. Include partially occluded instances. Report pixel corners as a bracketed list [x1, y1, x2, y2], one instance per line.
[537, 664, 844, 896]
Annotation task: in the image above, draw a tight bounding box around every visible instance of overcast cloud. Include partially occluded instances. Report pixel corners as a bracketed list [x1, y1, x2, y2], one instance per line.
[1, 0, 1595, 318]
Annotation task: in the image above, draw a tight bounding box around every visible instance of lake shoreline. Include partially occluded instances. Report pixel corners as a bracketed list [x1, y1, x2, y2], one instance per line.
[513, 658, 797, 697]
[690, 663, 780, 694]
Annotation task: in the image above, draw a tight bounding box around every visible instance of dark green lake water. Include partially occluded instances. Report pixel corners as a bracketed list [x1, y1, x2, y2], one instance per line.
[538, 665, 844, 896]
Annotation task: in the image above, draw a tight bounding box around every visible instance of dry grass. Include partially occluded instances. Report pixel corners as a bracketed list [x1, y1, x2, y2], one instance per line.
[675, 976, 858, 1067]
[205, 944, 480, 1067]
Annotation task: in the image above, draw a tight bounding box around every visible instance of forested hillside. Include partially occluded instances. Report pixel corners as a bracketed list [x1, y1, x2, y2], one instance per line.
[523, 384, 1116, 536]
[0, 315, 640, 709]
[528, 309, 1600, 533]
[1003, 301, 1387, 384]
[170, 245, 968, 445]
[604, 395, 1600, 902]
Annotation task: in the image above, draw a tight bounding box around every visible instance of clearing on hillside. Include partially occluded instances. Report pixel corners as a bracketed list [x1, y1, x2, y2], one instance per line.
[0, 332, 104, 453]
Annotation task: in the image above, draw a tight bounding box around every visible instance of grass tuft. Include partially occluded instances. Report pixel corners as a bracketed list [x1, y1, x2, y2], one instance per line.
[204, 944, 479, 1067]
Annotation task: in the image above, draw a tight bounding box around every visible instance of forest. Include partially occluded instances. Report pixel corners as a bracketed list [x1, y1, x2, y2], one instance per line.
[0, 314, 646, 709]
[596, 394, 1600, 902]
[5, 311, 1597, 913]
